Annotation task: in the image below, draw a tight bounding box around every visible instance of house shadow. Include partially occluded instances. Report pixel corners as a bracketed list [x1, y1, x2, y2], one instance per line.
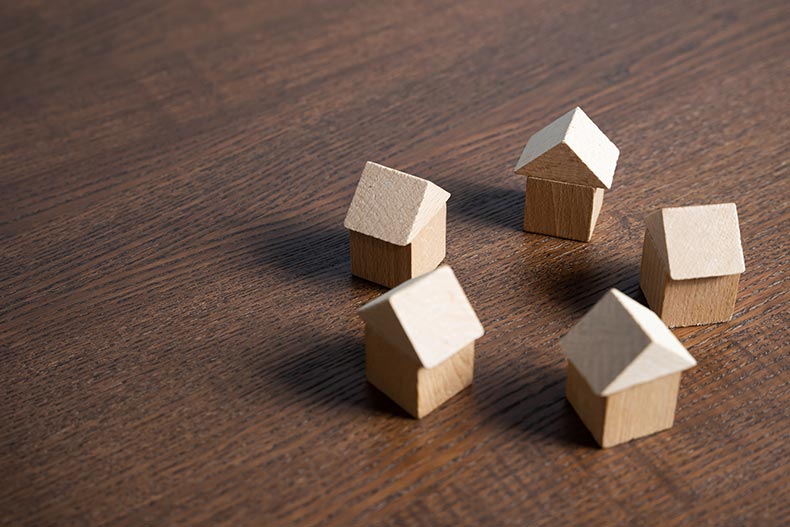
[247, 215, 394, 296]
[527, 250, 642, 317]
[263, 329, 411, 417]
[448, 179, 523, 232]
[247, 216, 355, 290]
[476, 355, 598, 448]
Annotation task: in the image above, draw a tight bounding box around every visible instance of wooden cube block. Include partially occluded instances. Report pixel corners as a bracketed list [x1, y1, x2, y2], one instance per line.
[523, 176, 604, 242]
[357, 265, 484, 418]
[640, 203, 745, 327]
[566, 362, 680, 448]
[365, 327, 474, 418]
[349, 204, 445, 289]
[344, 162, 450, 288]
[560, 289, 696, 448]
[513, 107, 619, 242]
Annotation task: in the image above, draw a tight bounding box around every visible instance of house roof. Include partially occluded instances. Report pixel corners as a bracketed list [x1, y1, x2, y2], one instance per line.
[357, 265, 484, 369]
[645, 203, 745, 280]
[343, 162, 450, 246]
[560, 289, 696, 396]
[513, 107, 619, 189]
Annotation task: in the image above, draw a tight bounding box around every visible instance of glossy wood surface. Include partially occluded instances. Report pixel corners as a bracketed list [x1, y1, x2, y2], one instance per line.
[1, 1, 788, 525]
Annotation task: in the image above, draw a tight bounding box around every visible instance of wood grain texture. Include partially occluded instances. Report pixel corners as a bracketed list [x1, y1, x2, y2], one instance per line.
[566, 363, 681, 448]
[366, 328, 475, 419]
[1, 1, 788, 526]
[349, 204, 446, 288]
[523, 176, 604, 241]
[641, 232, 672, 314]
[349, 231, 412, 287]
[641, 231, 741, 327]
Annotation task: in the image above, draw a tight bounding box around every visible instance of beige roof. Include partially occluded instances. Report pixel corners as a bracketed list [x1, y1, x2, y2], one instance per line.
[357, 266, 484, 369]
[645, 203, 745, 280]
[560, 289, 696, 396]
[514, 107, 619, 189]
[343, 162, 450, 246]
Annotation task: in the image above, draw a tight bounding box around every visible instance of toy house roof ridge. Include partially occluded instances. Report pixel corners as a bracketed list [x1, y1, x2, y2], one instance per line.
[560, 289, 696, 396]
[645, 203, 745, 280]
[357, 266, 484, 369]
[513, 106, 619, 189]
[344, 162, 450, 246]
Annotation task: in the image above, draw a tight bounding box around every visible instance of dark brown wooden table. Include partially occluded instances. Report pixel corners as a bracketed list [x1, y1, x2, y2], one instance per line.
[2, 1, 788, 525]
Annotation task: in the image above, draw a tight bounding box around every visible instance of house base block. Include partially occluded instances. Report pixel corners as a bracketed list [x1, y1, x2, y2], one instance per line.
[640, 231, 740, 328]
[350, 205, 446, 288]
[365, 327, 474, 419]
[523, 177, 604, 242]
[566, 362, 680, 448]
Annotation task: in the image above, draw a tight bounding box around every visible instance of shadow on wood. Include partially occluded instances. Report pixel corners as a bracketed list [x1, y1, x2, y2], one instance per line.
[475, 354, 598, 448]
[264, 330, 413, 418]
[448, 180, 524, 232]
[249, 217, 354, 289]
[528, 251, 641, 317]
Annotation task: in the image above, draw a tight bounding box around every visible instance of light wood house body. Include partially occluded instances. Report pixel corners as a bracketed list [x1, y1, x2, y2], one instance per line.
[344, 162, 450, 288]
[357, 266, 484, 418]
[560, 289, 697, 447]
[514, 107, 619, 242]
[640, 203, 745, 327]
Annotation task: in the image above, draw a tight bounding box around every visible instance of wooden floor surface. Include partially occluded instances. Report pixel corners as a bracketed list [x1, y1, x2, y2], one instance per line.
[1, 1, 788, 525]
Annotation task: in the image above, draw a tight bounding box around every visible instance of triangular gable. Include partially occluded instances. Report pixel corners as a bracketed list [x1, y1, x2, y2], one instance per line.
[645, 203, 745, 280]
[358, 266, 484, 369]
[514, 107, 619, 189]
[560, 289, 696, 396]
[344, 162, 450, 246]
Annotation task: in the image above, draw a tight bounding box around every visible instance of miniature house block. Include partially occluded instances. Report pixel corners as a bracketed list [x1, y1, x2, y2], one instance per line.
[344, 162, 450, 288]
[640, 203, 745, 328]
[514, 107, 619, 242]
[357, 265, 484, 418]
[560, 289, 697, 448]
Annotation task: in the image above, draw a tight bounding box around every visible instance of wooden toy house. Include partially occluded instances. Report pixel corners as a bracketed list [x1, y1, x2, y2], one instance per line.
[560, 289, 697, 447]
[357, 265, 484, 418]
[514, 107, 619, 242]
[344, 162, 450, 288]
[641, 203, 745, 327]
